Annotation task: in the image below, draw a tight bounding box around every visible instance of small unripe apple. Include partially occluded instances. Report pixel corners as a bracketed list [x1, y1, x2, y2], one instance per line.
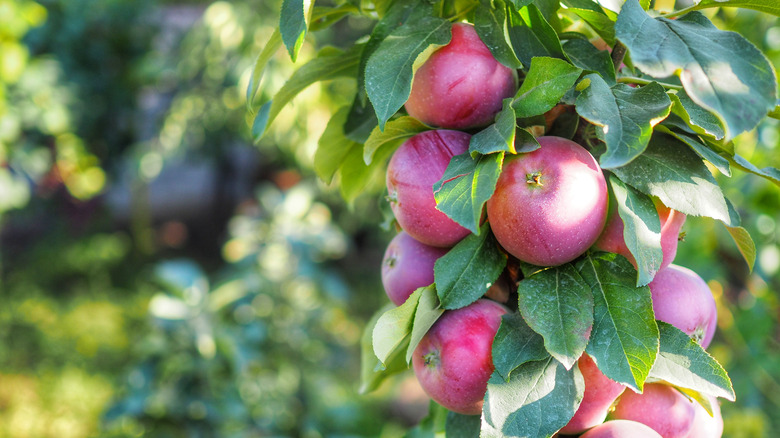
[579, 420, 663, 438]
[486, 136, 608, 266]
[611, 383, 696, 438]
[386, 130, 471, 247]
[405, 22, 518, 130]
[559, 354, 626, 435]
[687, 396, 723, 438]
[412, 299, 508, 415]
[593, 198, 686, 272]
[381, 231, 448, 306]
[649, 264, 717, 348]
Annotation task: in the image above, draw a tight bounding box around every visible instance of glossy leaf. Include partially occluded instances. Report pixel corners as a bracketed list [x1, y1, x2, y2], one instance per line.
[511, 57, 582, 118]
[474, 0, 523, 69]
[578, 252, 659, 393]
[562, 38, 616, 85]
[561, 0, 616, 45]
[506, 3, 565, 69]
[406, 286, 444, 363]
[469, 99, 518, 156]
[363, 116, 429, 165]
[280, 0, 311, 62]
[492, 312, 548, 381]
[669, 90, 725, 140]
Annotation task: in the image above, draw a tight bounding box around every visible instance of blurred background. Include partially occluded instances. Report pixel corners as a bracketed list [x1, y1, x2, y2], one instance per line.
[0, 0, 777, 436]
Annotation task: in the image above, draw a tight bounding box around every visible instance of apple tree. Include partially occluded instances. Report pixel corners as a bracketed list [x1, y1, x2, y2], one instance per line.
[249, 0, 779, 436]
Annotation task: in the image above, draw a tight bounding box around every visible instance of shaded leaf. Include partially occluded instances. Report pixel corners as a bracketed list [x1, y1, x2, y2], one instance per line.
[669, 90, 725, 140]
[246, 30, 282, 109]
[506, 3, 566, 69]
[657, 127, 731, 177]
[446, 412, 481, 438]
[492, 312, 549, 380]
[724, 225, 756, 272]
[469, 99, 518, 156]
[406, 286, 444, 363]
[280, 0, 311, 62]
[561, 0, 616, 44]
[563, 38, 616, 85]
[475, 0, 523, 69]
[363, 117, 429, 165]
[315, 107, 360, 184]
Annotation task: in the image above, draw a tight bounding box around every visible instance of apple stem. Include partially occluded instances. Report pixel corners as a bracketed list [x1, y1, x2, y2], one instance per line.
[526, 172, 543, 186]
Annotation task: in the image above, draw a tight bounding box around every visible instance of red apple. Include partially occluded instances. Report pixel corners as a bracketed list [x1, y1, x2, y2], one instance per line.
[579, 420, 663, 438]
[404, 22, 518, 130]
[593, 198, 686, 272]
[386, 129, 471, 247]
[486, 136, 608, 266]
[687, 397, 723, 438]
[412, 299, 508, 415]
[559, 354, 626, 435]
[611, 383, 696, 438]
[381, 231, 448, 306]
[649, 264, 717, 348]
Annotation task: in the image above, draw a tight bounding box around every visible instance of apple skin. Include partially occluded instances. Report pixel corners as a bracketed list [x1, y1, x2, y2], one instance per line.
[579, 420, 663, 438]
[687, 397, 723, 438]
[593, 198, 686, 272]
[649, 264, 717, 348]
[412, 299, 508, 415]
[381, 231, 449, 306]
[404, 22, 518, 130]
[559, 354, 626, 435]
[486, 136, 608, 266]
[386, 129, 472, 248]
[611, 383, 696, 438]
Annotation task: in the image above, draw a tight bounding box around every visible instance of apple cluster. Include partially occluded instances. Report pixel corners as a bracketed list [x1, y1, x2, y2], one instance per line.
[379, 23, 722, 437]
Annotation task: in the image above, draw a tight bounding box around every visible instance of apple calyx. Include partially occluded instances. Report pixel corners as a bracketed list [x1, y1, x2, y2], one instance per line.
[423, 350, 440, 368]
[526, 172, 543, 186]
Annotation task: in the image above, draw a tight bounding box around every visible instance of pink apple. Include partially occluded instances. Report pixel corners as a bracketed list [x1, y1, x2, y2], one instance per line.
[593, 198, 686, 272]
[559, 354, 626, 435]
[687, 397, 723, 438]
[412, 299, 508, 415]
[579, 420, 663, 438]
[612, 383, 696, 438]
[486, 136, 608, 266]
[404, 23, 518, 130]
[649, 264, 717, 348]
[386, 129, 471, 248]
[381, 231, 448, 306]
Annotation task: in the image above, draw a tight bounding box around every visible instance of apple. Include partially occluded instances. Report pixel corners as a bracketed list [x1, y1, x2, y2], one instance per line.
[404, 22, 518, 130]
[559, 354, 626, 435]
[611, 383, 696, 438]
[593, 198, 686, 272]
[386, 129, 471, 248]
[579, 420, 663, 438]
[486, 136, 608, 266]
[411, 299, 508, 415]
[687, 397, 723, 438]
[649, 264, 717, 348]
[381, 231, 448, 306]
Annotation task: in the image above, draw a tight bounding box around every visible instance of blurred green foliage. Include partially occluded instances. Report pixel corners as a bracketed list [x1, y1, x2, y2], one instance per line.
[0, 0, 778, 437]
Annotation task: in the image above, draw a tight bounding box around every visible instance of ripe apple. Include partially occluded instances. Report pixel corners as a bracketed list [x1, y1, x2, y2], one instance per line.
[381, 231, 448, 306]
[386, 129, 471, 247]
[687, 397, 723, 438]
[559, 354, 626, 435]
[404, 22, 518, 130]
[579, 420, 663, 438]
[649, 264, 717, 348]
[611, 383, 696, 438]
[486, 136, 608, 266]
[593, 198, 686, 272]
[412, 299, 508, 415]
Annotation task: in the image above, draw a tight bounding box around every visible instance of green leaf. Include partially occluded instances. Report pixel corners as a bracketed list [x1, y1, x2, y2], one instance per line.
[251, 101, 272, 143]
[577, 252, 659, 393]
[724, 225, 756, 272]
[469, 99, 518, 156]
[257, 45, 362, 140]
[433, 223, 507, 309]
[561, 0, 616, 45]
[446, 412, 481, 438]
[360, 304, 409, 393]
[309, 4, 359, 31]
[731, 154, 780, 187]
[649, 322, 735, 401]
[372, 288, 421, 366]
[363, 117, 429, 165]
[406, 286, 444, 363]
[315, 107, 360, 184]
[432, 153, 504, 235]
[365, 16, 452, 130]
[610, 133, 737, 226]
[492, 313, 548, 381]
[562, 38, 616, 85]
[516, 264, 593, 369]
[512, 57, 582, 119]
[675, 0, 780, 17]
[481, 358, 585, 437]
[669, 90, 725, 140]
[506, 3, 566, 69]
[475, 0, 523, 69]
[658, 127, 731, 177]
[339, 136, 397, 203]
[280, 0, 311, 62]
[575, 74, 672, 168]
[609, 175, 662, 286]
[246, 29, 282, 110]
[615, 0, 778, 140]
